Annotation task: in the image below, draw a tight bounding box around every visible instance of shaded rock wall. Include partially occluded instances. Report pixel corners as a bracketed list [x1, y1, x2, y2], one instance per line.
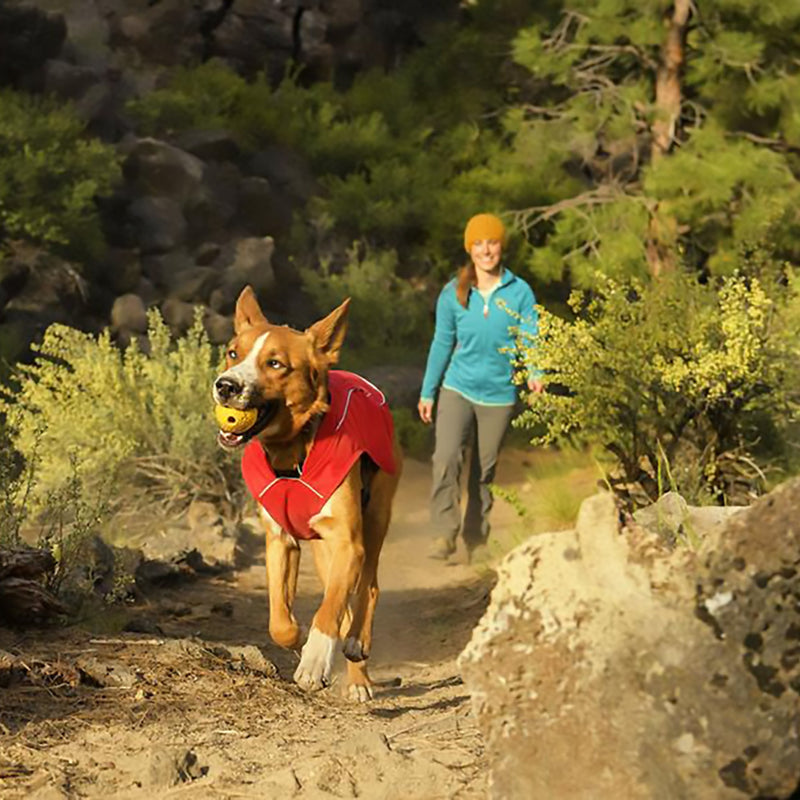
[0, 0, 451, 403]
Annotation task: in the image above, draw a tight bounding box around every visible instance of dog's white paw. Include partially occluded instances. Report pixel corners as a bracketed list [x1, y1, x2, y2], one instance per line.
[343, 636, 367, 662]
[346, 682, 374, 703]
[293, 627, 336, 692]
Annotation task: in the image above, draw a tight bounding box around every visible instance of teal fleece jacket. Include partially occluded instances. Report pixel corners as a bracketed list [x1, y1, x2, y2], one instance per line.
[420, 269, 539, 406]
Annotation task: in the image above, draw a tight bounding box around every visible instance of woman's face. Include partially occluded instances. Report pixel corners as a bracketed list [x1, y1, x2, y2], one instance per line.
[470, 238, 503, 274]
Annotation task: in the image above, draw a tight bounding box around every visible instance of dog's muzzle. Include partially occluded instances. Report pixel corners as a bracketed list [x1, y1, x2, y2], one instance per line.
[214, 376, 242, 405]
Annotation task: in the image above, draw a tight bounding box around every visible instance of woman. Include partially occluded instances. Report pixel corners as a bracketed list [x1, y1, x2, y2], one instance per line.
[417, 213, 543, 562]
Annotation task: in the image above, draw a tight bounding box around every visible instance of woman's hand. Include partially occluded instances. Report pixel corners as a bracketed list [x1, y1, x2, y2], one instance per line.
[527, 377, 545, 394]
[418, 398, 434, 424]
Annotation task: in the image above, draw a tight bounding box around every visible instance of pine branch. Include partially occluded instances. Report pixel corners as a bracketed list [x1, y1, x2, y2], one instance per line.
[510, 186, 637, 235]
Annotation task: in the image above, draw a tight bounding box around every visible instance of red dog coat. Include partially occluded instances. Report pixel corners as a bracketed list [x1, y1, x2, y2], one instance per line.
[241, 371, 397, 540]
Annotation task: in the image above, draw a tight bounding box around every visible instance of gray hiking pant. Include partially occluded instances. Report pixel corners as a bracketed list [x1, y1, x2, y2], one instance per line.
[430, 388, 516, 548]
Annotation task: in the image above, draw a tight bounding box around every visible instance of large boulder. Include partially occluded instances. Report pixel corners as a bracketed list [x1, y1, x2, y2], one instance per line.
[122, 138, 205, 204]
[127, 196, 188, 254]
[460, 487, 800, 799]
[211, 236, 277, 314]
[0, 3, 66, 88]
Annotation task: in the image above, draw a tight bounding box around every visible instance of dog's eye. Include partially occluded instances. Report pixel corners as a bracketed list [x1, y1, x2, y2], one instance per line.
[267, 359, 284, 370]
[227, 349, 237, 361]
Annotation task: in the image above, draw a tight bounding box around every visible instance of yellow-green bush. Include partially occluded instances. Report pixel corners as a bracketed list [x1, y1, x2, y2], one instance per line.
[515, 268, 800, 507]
[2, 309, 235, 514]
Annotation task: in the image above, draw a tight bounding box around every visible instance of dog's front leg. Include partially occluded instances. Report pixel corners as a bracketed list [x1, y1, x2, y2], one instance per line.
[263, 513, 303, 649]
[294, 471, 363, 692]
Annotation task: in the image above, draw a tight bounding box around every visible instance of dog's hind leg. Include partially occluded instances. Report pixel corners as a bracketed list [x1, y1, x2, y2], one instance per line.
[263, 513, 303, 650]
[343, 448, 403, 701]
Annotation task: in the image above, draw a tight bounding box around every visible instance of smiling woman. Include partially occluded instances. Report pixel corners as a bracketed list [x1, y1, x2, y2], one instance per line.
[417, 212, 544, 564]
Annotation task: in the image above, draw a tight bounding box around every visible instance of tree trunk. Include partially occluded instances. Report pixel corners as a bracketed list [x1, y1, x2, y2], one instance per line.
[647, 0, 692, 276]
[652, 0, 692, 160]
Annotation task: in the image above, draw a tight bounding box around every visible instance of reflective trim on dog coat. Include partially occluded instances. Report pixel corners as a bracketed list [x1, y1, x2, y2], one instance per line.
[240, 371, 397, 540]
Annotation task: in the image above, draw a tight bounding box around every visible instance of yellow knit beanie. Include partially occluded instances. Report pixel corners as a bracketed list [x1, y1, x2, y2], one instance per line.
[464, 213, 506, 253]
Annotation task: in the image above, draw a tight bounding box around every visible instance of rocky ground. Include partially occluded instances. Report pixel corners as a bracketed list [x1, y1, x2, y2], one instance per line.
[0, 450, 580, 799]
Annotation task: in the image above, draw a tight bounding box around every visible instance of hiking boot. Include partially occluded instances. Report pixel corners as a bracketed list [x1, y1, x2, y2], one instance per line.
[429, 536, 457, 560]
[466, 542, 492, 565]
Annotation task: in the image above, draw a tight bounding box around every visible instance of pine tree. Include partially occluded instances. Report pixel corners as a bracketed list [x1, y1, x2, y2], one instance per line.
[507, 0, 800, 284]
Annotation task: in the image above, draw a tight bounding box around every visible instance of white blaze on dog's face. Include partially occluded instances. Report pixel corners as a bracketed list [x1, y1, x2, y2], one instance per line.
[212, 286, 350, 449]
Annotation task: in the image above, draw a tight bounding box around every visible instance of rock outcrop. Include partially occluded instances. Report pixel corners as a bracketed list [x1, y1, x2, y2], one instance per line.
[460, 486, 800, 799]
[0, 1, 455, 395]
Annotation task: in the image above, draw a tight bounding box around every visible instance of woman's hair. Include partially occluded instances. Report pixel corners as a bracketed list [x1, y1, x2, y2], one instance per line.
[456, 263, 476, 308]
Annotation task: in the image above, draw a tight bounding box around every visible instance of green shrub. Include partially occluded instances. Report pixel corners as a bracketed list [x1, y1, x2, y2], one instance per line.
[126, 59, 247, 136]
[1, 308, 236, 515]
[301, 244, 433, 366]
[515, 267, 800, 507]
[0, 420, 34, 549]
[0, 89, 120, 258]
[391, 406, 432, 461]
[0, 420, 112, 606]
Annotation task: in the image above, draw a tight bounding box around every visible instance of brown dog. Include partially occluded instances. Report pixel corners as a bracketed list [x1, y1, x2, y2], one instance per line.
[212, 286, 402, 701]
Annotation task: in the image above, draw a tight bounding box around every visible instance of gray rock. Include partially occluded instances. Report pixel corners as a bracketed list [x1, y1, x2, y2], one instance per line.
[160, 297, 197, 336]
[164, 266, 219, 304]
[141, 251, 195, 289]
[248, 145, 318, 202]
[194, 242, 221, 267]
[101, 248, 142, 295]
[237, 176, 286, 236]
[115, 330, 150, 353]
[203, 308, 234, 345]
[123, 138, 204, 204]
[146, 747, 207, 788]
[0, 4, 66, 86]
[174, 129, 241, 162]
[359, 364, 424, 410]
[634, 491, 744, 548]
[110, 293, 148, 334]
[209, 1, 294, 75]
[127, 196, 187, 254]
[41, 59, 100, 101]
[460, 487, 800, 798]
[76, 656, 137, 689]
[184, 161, 241, 241]
[213, 236, 276, 313]
[134, 277, 159, 308]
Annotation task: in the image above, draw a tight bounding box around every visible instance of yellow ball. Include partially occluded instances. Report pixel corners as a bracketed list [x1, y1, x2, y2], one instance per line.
[215, 404, 258, 434]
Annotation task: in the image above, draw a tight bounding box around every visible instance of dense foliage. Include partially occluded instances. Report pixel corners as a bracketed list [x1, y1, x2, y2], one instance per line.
[1, 310, 237, 513]
[0, 89, 120, 258]
[515, 263, 800, 505]
[301, 245, 432, 366]
[507, 0, 800, 283]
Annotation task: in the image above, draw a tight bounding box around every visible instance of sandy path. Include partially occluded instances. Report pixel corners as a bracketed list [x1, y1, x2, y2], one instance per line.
[0, 454, 532, 799]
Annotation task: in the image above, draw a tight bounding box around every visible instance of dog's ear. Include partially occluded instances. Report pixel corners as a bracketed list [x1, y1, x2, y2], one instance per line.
[234, 286, 268, 333]
[306, 298, 350, 365]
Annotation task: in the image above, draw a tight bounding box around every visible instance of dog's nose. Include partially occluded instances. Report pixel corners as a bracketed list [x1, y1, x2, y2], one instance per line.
[215, 377, 241, 402]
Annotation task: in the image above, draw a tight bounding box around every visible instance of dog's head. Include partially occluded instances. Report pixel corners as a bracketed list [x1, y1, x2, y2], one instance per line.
[212, 286, 350, 450]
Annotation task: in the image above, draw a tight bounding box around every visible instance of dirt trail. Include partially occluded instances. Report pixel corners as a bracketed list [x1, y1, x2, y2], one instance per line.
[0, 454, 540, 799]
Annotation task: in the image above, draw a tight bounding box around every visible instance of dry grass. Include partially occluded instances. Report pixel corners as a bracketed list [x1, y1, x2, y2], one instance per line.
[490, 445, 603, 558]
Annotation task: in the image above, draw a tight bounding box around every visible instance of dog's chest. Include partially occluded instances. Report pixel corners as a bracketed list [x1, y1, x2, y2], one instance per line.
[241, 371, 396, 540]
